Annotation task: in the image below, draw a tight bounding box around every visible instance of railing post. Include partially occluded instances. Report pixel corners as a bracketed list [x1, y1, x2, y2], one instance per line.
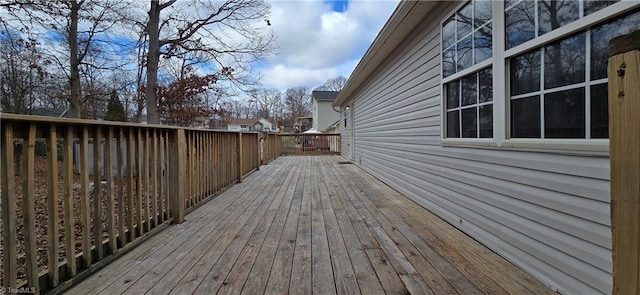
[237, 132, 243, 183]
[1, 123, 17, 288]
[169, 128, 186, 223]
[609, 30, 640, 295]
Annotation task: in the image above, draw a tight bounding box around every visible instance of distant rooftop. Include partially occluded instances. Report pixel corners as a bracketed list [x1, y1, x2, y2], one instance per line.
[312, 90, 339, 101]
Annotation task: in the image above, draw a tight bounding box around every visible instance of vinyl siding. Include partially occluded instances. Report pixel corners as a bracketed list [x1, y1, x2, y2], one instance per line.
[340, 2, 611, 294]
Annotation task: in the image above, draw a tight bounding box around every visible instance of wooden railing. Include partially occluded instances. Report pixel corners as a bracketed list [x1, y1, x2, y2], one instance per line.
[280, 134, 341, 155]
[0, 114, 263, 294]
[261, 133, 281, 164]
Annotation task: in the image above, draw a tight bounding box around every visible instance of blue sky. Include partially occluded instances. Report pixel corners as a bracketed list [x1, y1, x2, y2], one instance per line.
[258, 0, 399, 90]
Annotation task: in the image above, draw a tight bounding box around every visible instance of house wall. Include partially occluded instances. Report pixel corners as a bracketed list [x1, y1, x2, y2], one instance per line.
[340, 2, 611, 294]
[314, 101, 340, 131]
[340, 105, 351, 159]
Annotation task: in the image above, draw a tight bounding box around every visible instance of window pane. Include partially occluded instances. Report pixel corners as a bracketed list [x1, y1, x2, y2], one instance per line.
[461, 74, 477, 106]
[479, 68, 493, 102]
[591, 10, 640, 80]
[474, 23, 492, 64]
[443, 18, 456, 49]
[479, 105, 493, 138]
[511, 49, 541, 96]
[511, 96, 541, 138]
[544, 33, 586, 89]
[544, 33, 585, 89]
[457, 4, 472, 39]
[447, 111, 460, 138]
[447, 80, 459, 109]
[591, 84, 608, 138]
[544, 88, 585, 138]
[506, 0, 536, 49]
[443, 47, 456, 77]
[462, 107, 478, 138]
[457, 36, 473, 71]
[585, 0, 618, 16]
[538, 0, 580, 36]
[474, 0, 492, 26]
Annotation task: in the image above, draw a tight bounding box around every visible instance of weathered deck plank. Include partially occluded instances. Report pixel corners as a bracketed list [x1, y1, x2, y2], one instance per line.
[65, 156, 553, 295]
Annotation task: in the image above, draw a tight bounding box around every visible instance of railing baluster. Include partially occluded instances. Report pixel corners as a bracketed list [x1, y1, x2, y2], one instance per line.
[106, 127, 116, 254]
[136, 128, 143, 237]
[144, 129, 150, 231]
[195, 133, 199, 203]
[63, 125, 76, 276]
[116, 128, 125, 247]
[47, 124, 60, 287]
[93, 126, 103, 261]
[237, 133, 243, 182]
[80, 127, 91, 268]
[208, 133, 212, 196]
[127, 128, 135, 241]
[160, 131, 167, 223]
[1, 123, 17, 288]
[187, 132, 192, 208]
[22, 124, 39, 291]
[152, 129, 158, 227]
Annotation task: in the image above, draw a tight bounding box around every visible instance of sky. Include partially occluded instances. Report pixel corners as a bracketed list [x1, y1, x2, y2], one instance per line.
[258, 0, 399, 90]
[0, 0, 399, 94]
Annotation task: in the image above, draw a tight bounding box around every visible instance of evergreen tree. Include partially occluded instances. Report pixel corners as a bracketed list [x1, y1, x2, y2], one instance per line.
[104, 90, 127, 121]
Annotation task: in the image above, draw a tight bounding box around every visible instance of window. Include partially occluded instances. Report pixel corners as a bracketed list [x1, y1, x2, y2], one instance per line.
[441, 0, 640, 147]
[343, 106, 349, 128]
[443, 0, 493, 77]
[446, 68, 493, 138]
[442, 0, 493, 139]
[508, 8, 640, 139]
[505, 0, 619, 49]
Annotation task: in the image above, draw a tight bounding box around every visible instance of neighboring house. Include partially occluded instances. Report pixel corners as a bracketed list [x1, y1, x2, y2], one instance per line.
[334, 1, 640, 294]
[324, 120, 340, 134]
[311, 90, 340, 132]
[30, 107, 68, 117]
[258, 118, 280, 133]
[226, 119, 263, 132]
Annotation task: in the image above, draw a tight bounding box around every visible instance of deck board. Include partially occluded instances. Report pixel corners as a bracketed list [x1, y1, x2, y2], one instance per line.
[65, 156, 554, 295]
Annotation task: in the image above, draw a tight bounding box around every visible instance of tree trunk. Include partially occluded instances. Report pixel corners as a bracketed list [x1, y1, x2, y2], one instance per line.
[146, 0, 161, 124]
[68, 0, 82, 118]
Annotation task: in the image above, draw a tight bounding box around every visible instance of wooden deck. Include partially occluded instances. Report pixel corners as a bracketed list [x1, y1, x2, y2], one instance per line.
[65, 156, 552, 295]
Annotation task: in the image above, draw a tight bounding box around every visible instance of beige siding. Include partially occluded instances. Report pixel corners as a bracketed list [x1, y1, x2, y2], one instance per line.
[344, 2, 611, 294]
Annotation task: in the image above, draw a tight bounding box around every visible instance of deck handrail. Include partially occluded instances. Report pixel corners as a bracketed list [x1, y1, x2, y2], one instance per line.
[279, 133, 341, 155]
[0, 114, 270, 294]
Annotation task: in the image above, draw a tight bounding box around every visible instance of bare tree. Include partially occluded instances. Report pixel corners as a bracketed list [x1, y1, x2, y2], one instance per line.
[284, 86, 311, 126]
[321, 76, 347, 91]
[145, 0, 276, 124]
[249, 87, 281, 119]
[2, 0, 135, 118]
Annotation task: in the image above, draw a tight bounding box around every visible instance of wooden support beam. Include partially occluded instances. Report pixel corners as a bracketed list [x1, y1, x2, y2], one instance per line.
[609, 30, 640, 295]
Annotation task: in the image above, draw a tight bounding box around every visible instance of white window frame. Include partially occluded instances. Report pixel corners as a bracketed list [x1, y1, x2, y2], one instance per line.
[440, 0, 640, 153]
[440, 0, 498, 147]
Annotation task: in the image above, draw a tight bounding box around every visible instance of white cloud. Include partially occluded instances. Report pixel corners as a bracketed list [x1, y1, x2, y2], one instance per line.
[259, 0, 399, 90]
